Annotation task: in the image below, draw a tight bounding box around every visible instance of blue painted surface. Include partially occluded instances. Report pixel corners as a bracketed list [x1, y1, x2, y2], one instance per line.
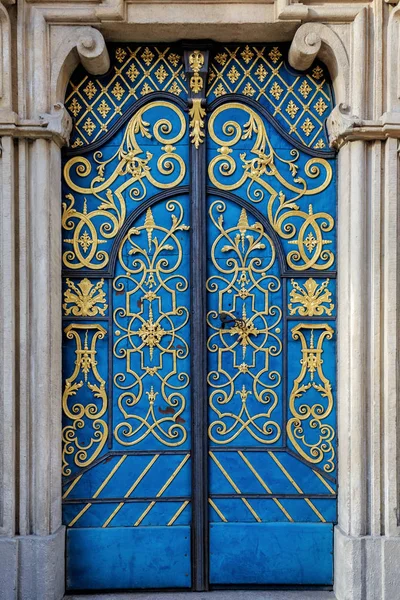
[207, 109, 336, 271]
[112, 197, 192, 452]
[209, 523, 333, 584]
[65, 44, 189, 148]
[67, 526, 191, 590]
[62, 69, 192, 590]
[205, 96, 336, 585]
[62, 42, 337, 591]
[207, 45, 334, 152]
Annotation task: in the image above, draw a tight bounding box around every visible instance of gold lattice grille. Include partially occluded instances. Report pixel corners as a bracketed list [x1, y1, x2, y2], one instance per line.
[207, 44, 333, 150]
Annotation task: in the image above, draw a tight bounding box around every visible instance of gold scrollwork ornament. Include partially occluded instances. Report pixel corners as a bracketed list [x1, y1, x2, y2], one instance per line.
[62, 101, 187, 270]
[207, 202, 282, 445]
[62, 324, 108, 477]
[113, 202, 190, 447]
[287, 323, 335, 473]
[208, 103, 334, 270]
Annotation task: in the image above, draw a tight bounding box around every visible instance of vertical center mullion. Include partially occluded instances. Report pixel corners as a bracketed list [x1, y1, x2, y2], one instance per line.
[184, 42, 211, 593]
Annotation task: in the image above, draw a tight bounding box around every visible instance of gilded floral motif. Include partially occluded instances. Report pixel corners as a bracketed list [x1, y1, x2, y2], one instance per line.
[63, 278, 108, 317]
[189, 99, 206, 149]
[288, 278, 334, 316]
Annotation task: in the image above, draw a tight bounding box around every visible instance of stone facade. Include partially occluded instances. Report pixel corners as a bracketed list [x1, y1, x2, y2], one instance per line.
[1, 0, 400, 598]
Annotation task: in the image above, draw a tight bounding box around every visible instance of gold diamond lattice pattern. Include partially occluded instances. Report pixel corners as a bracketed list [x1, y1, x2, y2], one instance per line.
[66, 44, 188, 147]
[207, 43, 333, 150]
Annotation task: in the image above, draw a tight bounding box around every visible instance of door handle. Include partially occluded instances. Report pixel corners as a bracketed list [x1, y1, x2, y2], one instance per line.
[218, 312, 245, 329]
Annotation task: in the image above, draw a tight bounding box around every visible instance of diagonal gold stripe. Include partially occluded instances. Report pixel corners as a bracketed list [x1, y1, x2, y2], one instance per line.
[67, 456, 128, 526]
[102, 503, 123, 528]
[238, 451, 293, 522]
[268, 452, 303, 491]
[93, 455, 127, 498]
[167, 500, 190, 526]
[303, 498, 326, 522]
[134, 453, 190, 527]
[209, 451, 242, 494]
[208, 498, 228, 523]
[156, 454, 190, 497]
[268, 452, 326, 523]
[102, 454, 160, 528]
[68, 503, 91, 527]
[209, 451, 261, 523]
[241, 498, 262, 522]
[313, 469, 335, 494]
[125, 454, 160, 498]
[63, 474, 82, 499]
[134, 501, 155, 527]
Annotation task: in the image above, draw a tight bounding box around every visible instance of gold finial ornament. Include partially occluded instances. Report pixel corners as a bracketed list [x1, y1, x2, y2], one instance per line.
[189, 50, 205, 93]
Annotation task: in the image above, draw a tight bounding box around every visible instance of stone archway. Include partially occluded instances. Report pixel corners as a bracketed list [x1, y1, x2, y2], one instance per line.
[1, 3, 400, 599]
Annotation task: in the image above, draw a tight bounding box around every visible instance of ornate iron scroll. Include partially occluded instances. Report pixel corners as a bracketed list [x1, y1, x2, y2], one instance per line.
[207, 44, 333, 150]
[62, 324, 108, 477]
[207, 200, 283, 445]
[207, 103, 334, 271]
[61, 45, 337, 588]
[62, 101, 187, 270]
[113, 200, 191, 447]
[287, 324, 335, 473]
[65, 44, 188, 148]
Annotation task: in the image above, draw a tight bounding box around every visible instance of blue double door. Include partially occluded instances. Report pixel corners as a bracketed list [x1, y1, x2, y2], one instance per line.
[62, 43, 337, 592]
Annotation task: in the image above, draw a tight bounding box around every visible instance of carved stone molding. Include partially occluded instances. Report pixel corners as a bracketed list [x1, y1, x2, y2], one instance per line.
[50, 26, 112, 108]
[0, 2, 12, 113]
[325, 106, 400, 148]
[95, 0, 125, 21]
[387, 5, 400, 112]
[288, 22, 349, 105]
[277, 0, 371, 22]
[77, 28, 110, 76]
[289, 28, 322, 70]
[0, 104, 72, 147]
[39, 103, 73, 147]
[326, 104, 362, 149]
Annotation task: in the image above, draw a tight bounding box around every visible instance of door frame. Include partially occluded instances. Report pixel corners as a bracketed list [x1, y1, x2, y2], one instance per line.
[3, 5, 400, 599]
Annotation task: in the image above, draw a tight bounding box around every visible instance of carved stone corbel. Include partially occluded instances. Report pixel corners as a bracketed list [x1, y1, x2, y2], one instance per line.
[39, 103, 73, 147]
[288, 30, 321, 71]
[77, 28, 110, 76]
[289, 23, 349, 106]
[326, 103, 362, 149]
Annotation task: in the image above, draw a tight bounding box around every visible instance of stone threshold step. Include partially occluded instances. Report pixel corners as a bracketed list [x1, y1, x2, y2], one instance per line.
[65, 591, 336, 600]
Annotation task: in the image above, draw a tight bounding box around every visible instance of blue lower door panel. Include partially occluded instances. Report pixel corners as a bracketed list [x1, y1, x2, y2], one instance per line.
[210, 522, 333, 585]
[66, 526, 191, 590]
